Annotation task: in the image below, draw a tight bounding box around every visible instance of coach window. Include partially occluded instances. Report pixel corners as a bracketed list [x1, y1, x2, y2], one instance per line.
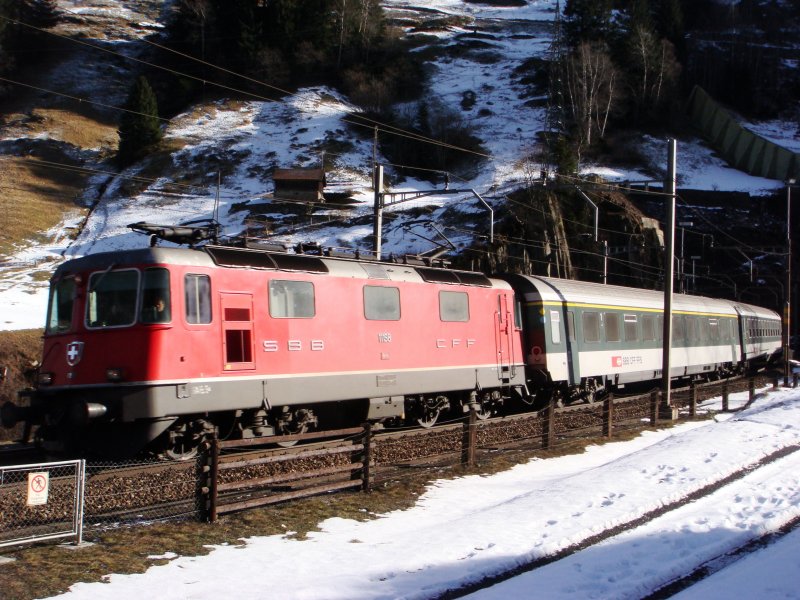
[672, 315, 685, 344]
[550, 311, 562, 344]
[364, 285, 400, 320]
[46, 276, 76, 334]
[140, 268, 171, 324]
[185, 274, 212, 324]
[624, 314, 638, 342]
[687, 317, 698, 343]
[86, 269, 138, 328]
[566, 311, 576, 342]
[642, 314, 656, 341]
[440, 291, 469, 322]
[582, 311, 601, 343]
[269, 280, 315, 318]
[605, 312, 621, 342]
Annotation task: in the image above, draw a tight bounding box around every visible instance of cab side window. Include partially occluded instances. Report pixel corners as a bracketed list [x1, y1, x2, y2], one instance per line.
[185, 274, 212, 324]
[141, 268, 171, 324]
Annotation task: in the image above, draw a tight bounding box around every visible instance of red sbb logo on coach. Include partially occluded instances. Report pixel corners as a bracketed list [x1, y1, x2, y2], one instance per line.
[612, 356, 623, 367]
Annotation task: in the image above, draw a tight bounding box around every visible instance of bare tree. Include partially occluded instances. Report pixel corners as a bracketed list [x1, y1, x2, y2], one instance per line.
[626, 26, 680, 119]
[563, 42, 618, 159]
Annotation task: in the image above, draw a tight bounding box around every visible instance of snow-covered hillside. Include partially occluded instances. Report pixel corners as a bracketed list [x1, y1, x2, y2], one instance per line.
[0, 0, 793, 333]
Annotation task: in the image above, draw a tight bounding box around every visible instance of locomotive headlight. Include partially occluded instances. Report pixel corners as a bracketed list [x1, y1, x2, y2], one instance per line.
[38, 372, 54, 385]
[106, 368, 124, 382]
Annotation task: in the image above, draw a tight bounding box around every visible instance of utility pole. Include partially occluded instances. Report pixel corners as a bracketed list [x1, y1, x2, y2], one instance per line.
[661, 139, 677, 416]
[785, 179, 795, 386]
[373, 164, 384, 259]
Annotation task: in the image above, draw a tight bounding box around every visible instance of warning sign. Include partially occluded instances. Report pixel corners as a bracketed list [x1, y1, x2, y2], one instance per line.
[27, 472, 49, 506]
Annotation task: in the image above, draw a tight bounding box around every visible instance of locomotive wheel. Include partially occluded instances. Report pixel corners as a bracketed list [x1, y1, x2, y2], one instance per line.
[274, 407, 317, 447]
[164, 438, 199, 460]
[414, 396, 448, 428]
[160, 418, 214, 460]
[475, 403, 492, 421]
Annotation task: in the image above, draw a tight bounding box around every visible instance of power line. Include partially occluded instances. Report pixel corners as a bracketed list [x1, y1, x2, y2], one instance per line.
[0, 76, 173, 123]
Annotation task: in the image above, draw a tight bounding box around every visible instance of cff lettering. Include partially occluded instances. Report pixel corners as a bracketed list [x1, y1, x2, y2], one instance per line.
[436, 339, 476, 348]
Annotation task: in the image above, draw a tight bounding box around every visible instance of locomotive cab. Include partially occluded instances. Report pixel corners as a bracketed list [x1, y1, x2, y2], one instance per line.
[6, 250, 201, 458]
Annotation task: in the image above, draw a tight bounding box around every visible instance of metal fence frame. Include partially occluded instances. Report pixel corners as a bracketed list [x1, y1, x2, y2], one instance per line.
[0, 459, 85, 549]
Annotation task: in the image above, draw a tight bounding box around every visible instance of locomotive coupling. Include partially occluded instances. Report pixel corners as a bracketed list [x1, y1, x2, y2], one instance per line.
[1, 400, 32, 428]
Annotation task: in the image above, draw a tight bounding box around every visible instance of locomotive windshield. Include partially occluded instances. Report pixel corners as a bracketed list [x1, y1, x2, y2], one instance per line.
[87, 269, 139, 328]
[46, 276, 76, 334]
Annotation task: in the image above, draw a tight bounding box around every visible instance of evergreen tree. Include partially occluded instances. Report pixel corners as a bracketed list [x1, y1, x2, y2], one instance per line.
[117, 76, 163, 167]
[563, 0, 613, 47]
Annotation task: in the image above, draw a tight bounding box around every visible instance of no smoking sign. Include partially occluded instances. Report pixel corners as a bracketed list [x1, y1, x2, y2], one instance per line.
[27, 472, 50, 506]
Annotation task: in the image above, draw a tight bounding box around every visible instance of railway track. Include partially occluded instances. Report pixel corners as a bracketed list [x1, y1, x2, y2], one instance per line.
[643, 514, 800, 599]
[436, 443, 800, 599]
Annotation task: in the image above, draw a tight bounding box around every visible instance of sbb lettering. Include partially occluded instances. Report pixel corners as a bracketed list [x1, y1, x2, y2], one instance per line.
[263, 340, 325, 352]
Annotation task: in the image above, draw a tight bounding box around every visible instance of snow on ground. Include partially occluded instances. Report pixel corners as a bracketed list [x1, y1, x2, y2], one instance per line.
[39, 388, 800, 600]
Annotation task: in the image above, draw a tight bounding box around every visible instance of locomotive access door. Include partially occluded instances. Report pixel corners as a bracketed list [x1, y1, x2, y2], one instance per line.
[495, 293, 515, 384]
[221, 292, 255, 371]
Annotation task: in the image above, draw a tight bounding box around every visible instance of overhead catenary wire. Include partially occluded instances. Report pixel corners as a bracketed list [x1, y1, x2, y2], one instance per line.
[0, 76, 174, 123]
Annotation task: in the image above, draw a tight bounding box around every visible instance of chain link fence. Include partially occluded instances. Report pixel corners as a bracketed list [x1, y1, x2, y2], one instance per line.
[0, 460, 85, 549]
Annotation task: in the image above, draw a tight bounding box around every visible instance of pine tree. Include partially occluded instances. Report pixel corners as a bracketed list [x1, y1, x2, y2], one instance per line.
[563, 0, 613, 47]
[117, 76, 163, 167]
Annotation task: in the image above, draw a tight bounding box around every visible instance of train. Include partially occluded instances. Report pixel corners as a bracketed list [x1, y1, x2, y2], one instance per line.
[1, 241, 782, 458]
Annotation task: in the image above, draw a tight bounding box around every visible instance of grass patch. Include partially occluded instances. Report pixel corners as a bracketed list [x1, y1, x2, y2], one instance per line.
[0, 105, 118, 257]
[0, 155, 90, 257]
[17, 108, 117, 154]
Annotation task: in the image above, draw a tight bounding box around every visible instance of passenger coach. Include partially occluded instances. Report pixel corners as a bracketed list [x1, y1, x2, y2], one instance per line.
[502, 275, 782, 405]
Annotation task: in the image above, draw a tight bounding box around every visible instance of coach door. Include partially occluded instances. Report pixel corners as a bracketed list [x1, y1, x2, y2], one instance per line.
[495, 293, 515, 384]
[221, 292, 255, 371]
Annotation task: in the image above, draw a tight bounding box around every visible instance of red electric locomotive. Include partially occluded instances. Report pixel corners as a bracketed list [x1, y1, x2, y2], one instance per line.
[3, 244, 527, 458]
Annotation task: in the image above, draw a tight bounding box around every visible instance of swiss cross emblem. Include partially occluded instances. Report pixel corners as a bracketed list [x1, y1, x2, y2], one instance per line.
[66, 341, 84, 366]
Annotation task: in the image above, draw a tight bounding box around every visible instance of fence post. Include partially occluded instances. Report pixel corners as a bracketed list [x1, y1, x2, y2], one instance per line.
[773, 377, 779, 390]
[208, 437, 220, 523]
[749, 377, 756, 403]
[722, 379, 729, 411]
[74, 459, 86, 546]
[462, 405, 477, 467]
[689, 381, 697, 418]
[543, 397, 556, 449]
[794, 373, 798, 388]
[650, 390, 660, 426]
[602, 394, 613, 438]
[361, 422, 372, 493]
